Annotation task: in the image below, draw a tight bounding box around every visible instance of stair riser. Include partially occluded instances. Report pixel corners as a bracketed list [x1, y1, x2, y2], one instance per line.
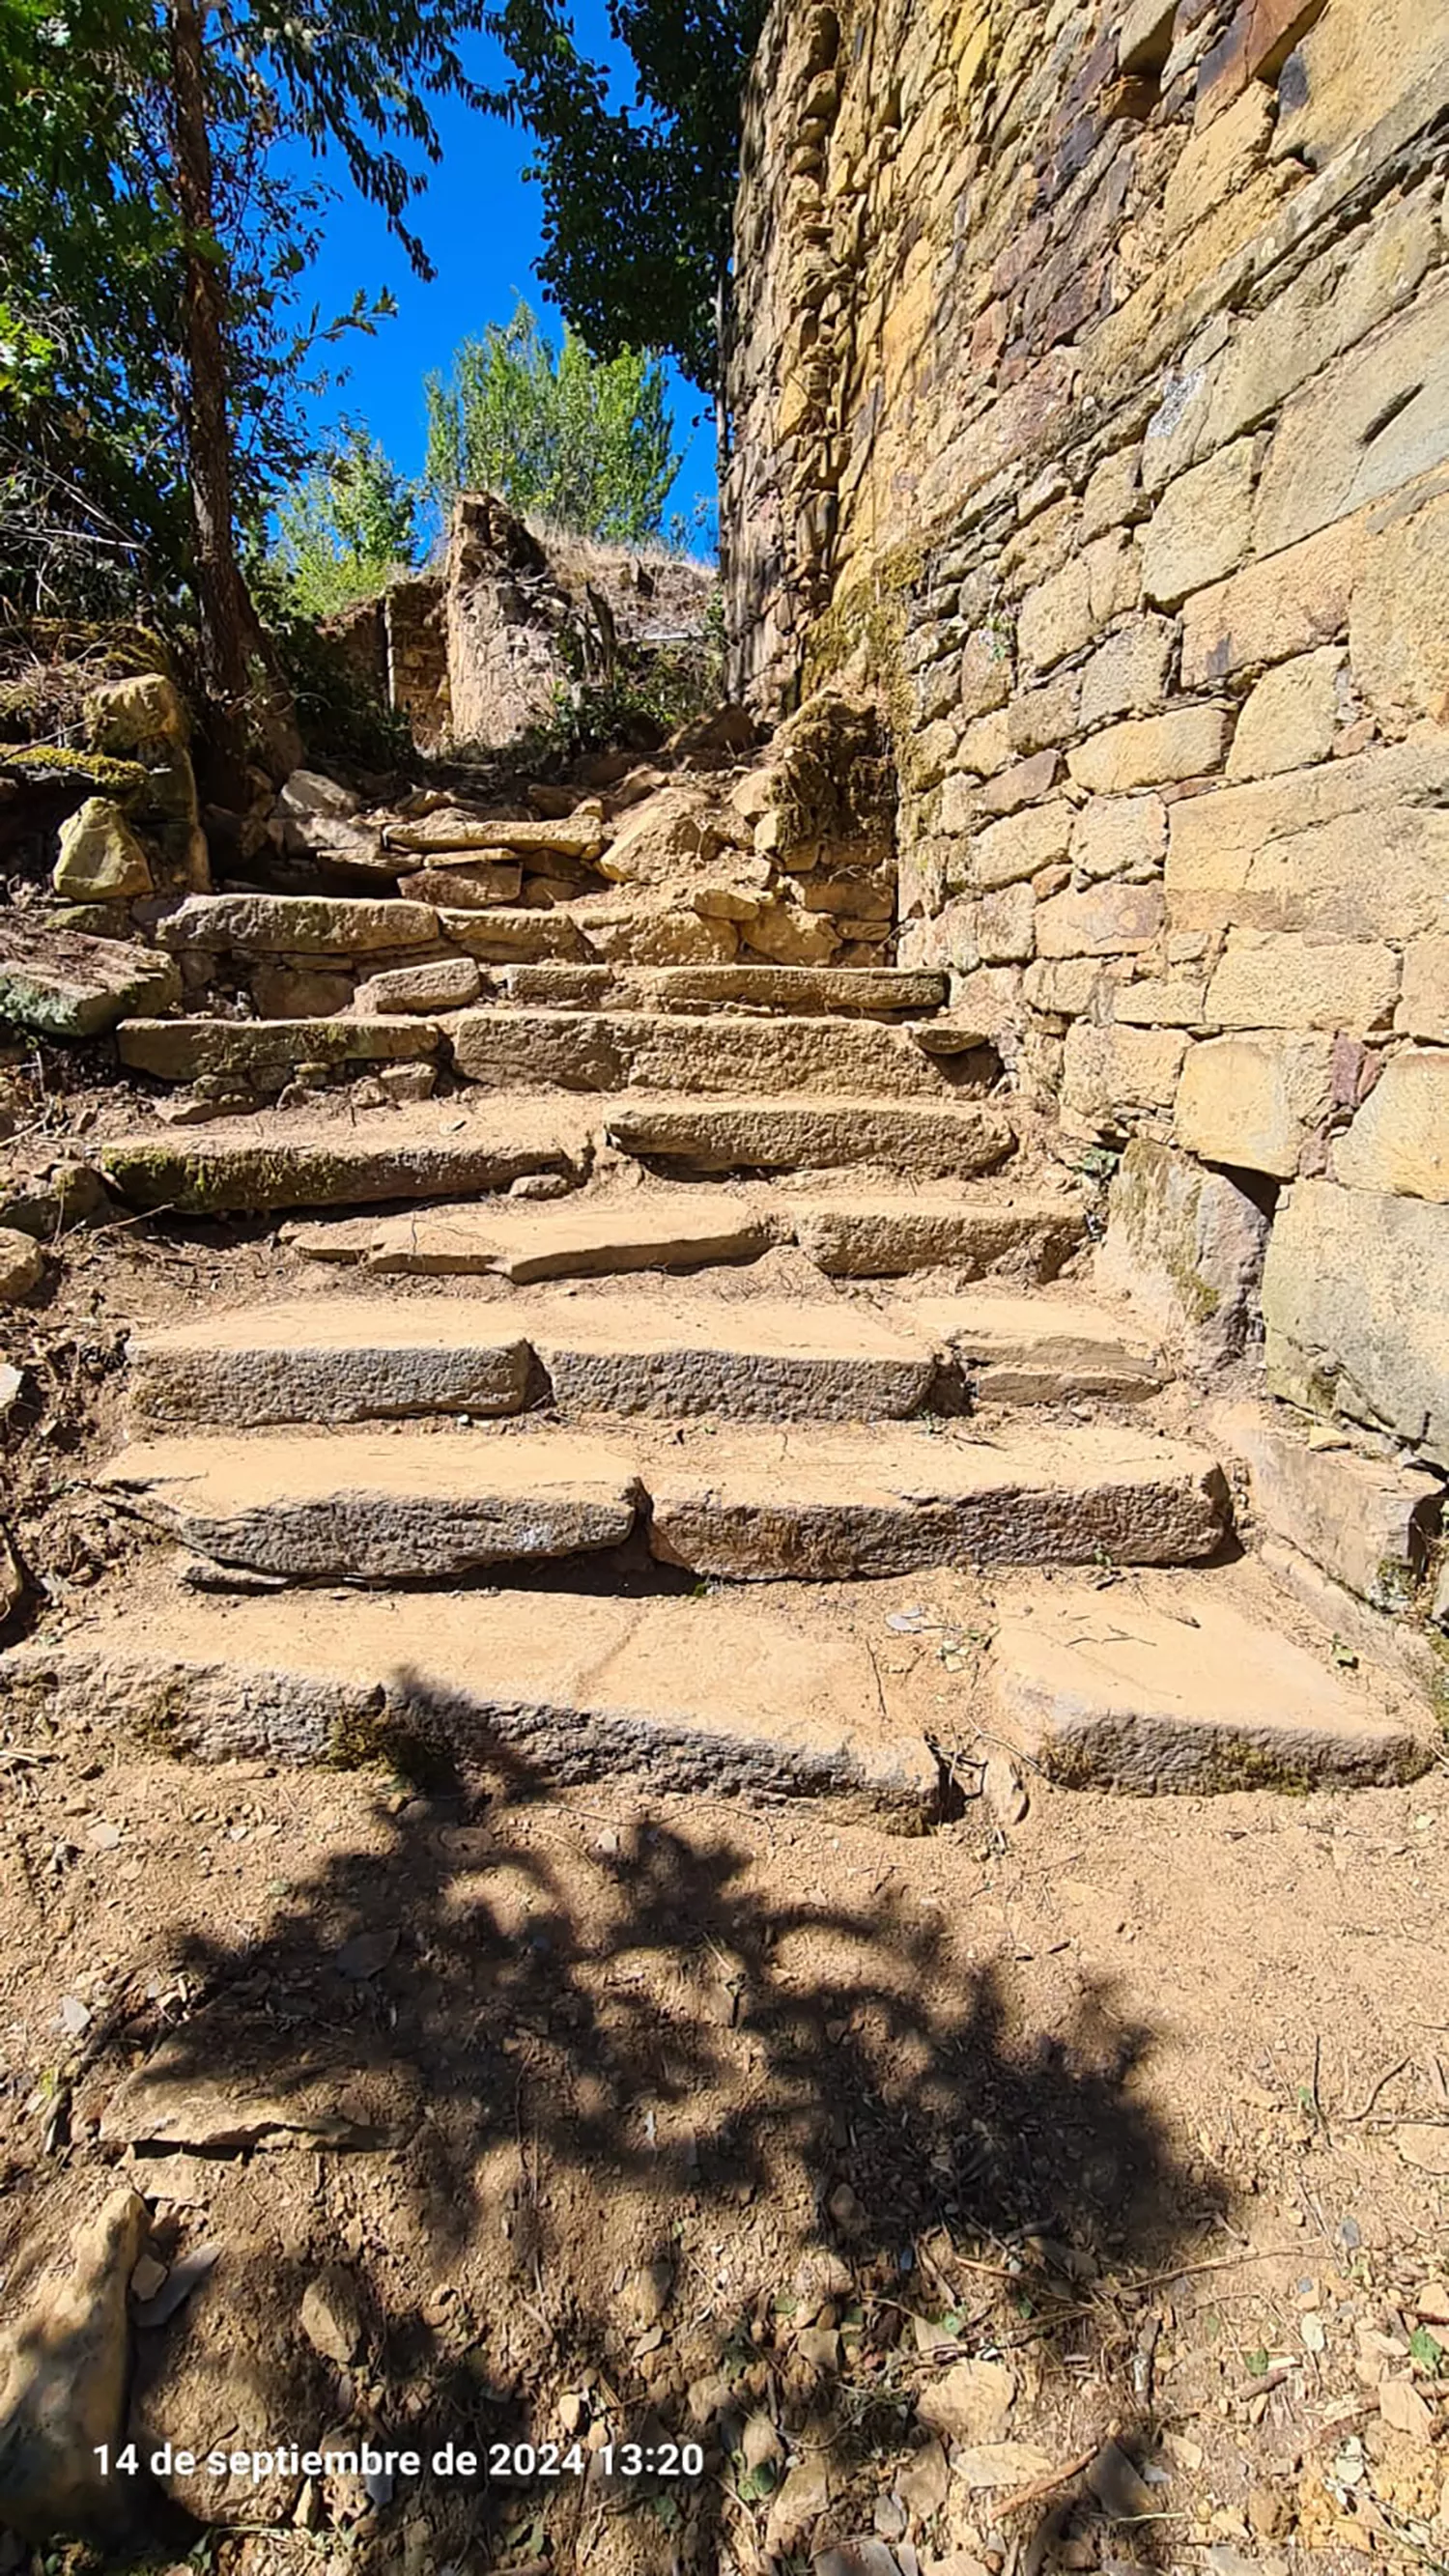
[502, 963, 948, 1017]
[118, 1018, 440, 1089]
[448, 1009, 977, 1100]
[100, 1135, 589, 1215]
[607, 1101, 1017, 1178]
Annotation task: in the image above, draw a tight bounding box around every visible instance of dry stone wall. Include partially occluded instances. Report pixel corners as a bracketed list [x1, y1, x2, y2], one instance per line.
[726, 0, 1449, 1471]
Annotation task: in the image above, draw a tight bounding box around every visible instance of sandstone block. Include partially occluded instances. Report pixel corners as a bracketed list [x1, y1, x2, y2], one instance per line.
[1068, 705, 1231, 794]
[1079, 615, 1175, 727]
[1254, 276, 1449, 562]
[1024, 958, 1102, 1016]
[1177, 1033, 1335, 1177]
[386, 812, 606, 862]
[1079, 445, 1143, 539]
[1181, 511, 1367, 686]
[1007, 672, 1081, 754]
[912, 1290, 1166, 1403]
[1350, 485, 1449, 730]
[1227, 649, 1342, 780]
[789, 1194, 1084, 1280]
[1272, 0, 1448, 169]
[355, 957, 482, 1014]
[1205, 934, 1400, 1033]
[1142, 440, 1256, 607]
[0, 1226, 44, 1303]
[128, 1299, 536, 1429]
[0, 922, 181, 1038]
[1069, 793, 1167, 882]
[99, 1110, 588, 1212]
[359, 1195, 774, 1284]
[250, 966, 355, 1019]
[86, 672, 187, 751]
[1037, 884, 1164, 958]
[1399, 938, 1449, 1043]
[959, 627, 1014, 717]
[440, 909, 590, 963]
[1097, 1138, 1268, 1366]
[1086, 530, 1142, 626]
[152, 894, 439, 954]
[118, 1016, 440, 1087]
[742, 904, 840, 966]
[1017, 558, 1094, 672]
[52, 797, 154, 902]
[1208, 1399, 1441, 1610]
[408, 862, 524, 908]
[978, 750, 1061, 815]
[1262, 1179, 1449, 1463]
[1063, 1024, 1187, 1124]
[1164, 741, 1449, 938]
[1168, 83, 1274, 233]
[1112, 976, 1208, 1028]
[971, 799, 1073, 891]
[959, 710, 1012, 774]
[977, 883, 1036, 964]
[603, 1097, 1017, 1179]
[0, 2184, 149, 2544]
[1333, 1049, 1449, 1203]
[527, 1295, 936, 1423]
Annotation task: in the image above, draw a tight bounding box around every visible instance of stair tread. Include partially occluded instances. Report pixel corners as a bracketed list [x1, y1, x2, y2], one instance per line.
[2, 1589, 943, 1826]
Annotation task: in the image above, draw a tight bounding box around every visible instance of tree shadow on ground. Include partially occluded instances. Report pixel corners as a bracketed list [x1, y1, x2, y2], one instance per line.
[79, 1680, 1223, 2573]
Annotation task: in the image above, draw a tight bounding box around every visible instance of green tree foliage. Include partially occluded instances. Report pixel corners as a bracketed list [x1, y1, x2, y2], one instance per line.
[424, 300, 678, 543]
[273, 429, 421, 618]
[481, 0, 769, 402]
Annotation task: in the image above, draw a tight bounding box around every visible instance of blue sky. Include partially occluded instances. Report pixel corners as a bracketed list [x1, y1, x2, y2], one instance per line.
[286, 9, 718, 544]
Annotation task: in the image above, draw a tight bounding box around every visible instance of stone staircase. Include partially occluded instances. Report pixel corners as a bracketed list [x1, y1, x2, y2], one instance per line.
[3, 902, 1435, 1813]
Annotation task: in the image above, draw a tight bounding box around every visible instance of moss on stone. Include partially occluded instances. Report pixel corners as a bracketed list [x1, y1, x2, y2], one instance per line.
[1, 745, 148, 798]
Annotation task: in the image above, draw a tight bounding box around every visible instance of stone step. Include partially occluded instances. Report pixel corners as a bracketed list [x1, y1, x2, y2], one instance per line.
[905, 1292, 1167, 1401]
[447, 1007, 969, 1099]
[605, 1095, 1017, 1178]
[126, 1293, 940, 1428]
[988, 1573, 1433, 1791]
[149, 892, 441, 954]
[97, 1106, 594, 1214]
[498, 962, 949, 1018]
[95, 1419, 1229, 1583]
[1, 1592, 941, 1827]
[118, 1015, 441, 1088]
[285, 1189, 1087, 1286]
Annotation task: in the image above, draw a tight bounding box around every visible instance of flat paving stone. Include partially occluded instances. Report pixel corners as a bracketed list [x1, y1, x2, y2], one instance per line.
[149, 893, 440, 953]
[98, 1105, 593, 1213]
[128, 1300, 536, 1429]
[903, 1292, 1166, 1401]
[357, 1195, 775, 1283]
[0, 1592, 942, 1827]
[522, 1292, 938, 1421]
[789, 1195, 1086, 1280]
[448, 1007, 961, 1098]
[605, 1095, 1016, 1178]
[118, 1016, 440, 1085]
[989, 1574, 1434, 1791]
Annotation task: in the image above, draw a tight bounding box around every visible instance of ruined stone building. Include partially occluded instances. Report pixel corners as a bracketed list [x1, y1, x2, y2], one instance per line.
[725, 0, 1448, 1471]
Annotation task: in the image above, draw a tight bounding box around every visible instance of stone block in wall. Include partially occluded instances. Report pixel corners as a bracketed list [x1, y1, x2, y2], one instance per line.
[1097, 1138, 1269, 1368]
[1079, 616, 1176, 728]
[1205, 932, 1400, 1033]
[977, 884, 1037, 965]
[1085, 531, 1142, 627]
[1253, 276, 1449, 561]
[1350, 485, 1449, 731]
[1069, 794, 1168, 882]
[1119, 0, 1178, 76]
[1165, 86, 1275, 241]
[1177, 1032, 1336, 1177]
[251, 965, 355, 1019]
[1025, 958, 1103, 1017]
[1079, 446, 1144, 543]
[959, 628, 1014, 718]
[1008, 673, 1083, 756]
[1068, 705, 1232, 794]
[1113, 975, 1208, 1027]
[1180, 510, 1368, 686]
[1207, 1399, 1441, 1610]
[970, 799, 1074, 891]
[1165, 740, 1449, 938]
[1399, 939, 1449, 1045]
[1272, 0, 1449, 174]
[978, 750, 1062, 816]
[1016, 559, 1094, 675]
[1333, 1049, 1449, 1203]
[1037, 884, 1165, 958]
[1141, 440, 1256, 609]
[1226, 648, 1342, 780]
[960, 711, 1012, 775]
[1261, 1178, 1449, 1465]
[1062, 1023, 1188, 1126]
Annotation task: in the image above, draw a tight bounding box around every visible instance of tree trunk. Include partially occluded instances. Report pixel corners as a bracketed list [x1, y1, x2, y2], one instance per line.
[713, 251, 735, 697]
[167, 0, 255, 807]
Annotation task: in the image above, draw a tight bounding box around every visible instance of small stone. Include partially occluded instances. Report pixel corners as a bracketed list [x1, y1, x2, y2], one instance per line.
[1413, 2282, 1449, 2325]
[509, 1170, 571, 1201]
[743, 2412, 782, 2473]
[0, 1363, 23, 1417]
[53, 798, 154, 902]
[59, 1996, 92, 2036]
[0, 2185, 147, 2542]
[299, 2267, 366, 2369]
[335, 1928, 398, 1980]
[129, 2254, 168, 2305]
[377, 1063, 437, 1104]
[828, 2180, 866, 2232]
[1088, 2439, 1156, 2520]
[623, 2258, 673, 2328]
[917, 2357, 1016, 2445]
[0, 1229, 43, 1303]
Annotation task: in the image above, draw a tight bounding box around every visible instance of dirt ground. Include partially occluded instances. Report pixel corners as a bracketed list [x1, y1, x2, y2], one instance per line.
[3, 1054, 1449, 2576]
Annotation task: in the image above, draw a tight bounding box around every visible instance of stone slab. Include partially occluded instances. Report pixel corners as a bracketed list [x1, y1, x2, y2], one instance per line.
[606, 965, 949, 1018]
[604, 1097, 1016, 1178]
[439, 910, 592, 962]
[1333, 1050, 1449, 1203]
[128, 1301, 536, 1430]
[990, 1578, 1432, 1792]
[1261, 1179, 1449, 1466]
[0, 922, 181, 1040]
[904, 1293, 1167, 1402]
[98, 1108, 593, 1214]
[98, 1430, 641, 1579]
[645, 1422, 1228, 1579]
[0, 1593, 942, 1828]
[1207, 1399, 1441, 1610]
[788, 1196, 1086, 1280]
[448, 1008, 957, 1099]
[524, 1294, 938, 1422]
[356, 1195, 775, 1283]
[150, 895, 439, 954]
[117, 1016, 441, 1085]
[384, 814, 605, 861]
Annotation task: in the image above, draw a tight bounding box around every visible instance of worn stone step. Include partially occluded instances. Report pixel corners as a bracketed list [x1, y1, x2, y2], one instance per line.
[447, 1007, 968, 1098]
[99, 1430, 641, 1578]
[904, 1292, 1167, 1401]
[500, 962, 950, 1018]
[1, 1592, 941, 1827]
[93, 1418, 1230, 1583]
[118, 1015, 441, 1088]
[321, 1194, 776, 1283]
[148, 893, 440, 953]
[988, 1573, 1433, 1791]
[287, 1189, 1086, 1286]
[644, 1421, 1228, 1578]
[126, 1291, 939, 1428]
[605, 1095, 1016, 1178]
[786, 1194, 1086, 1280]
[97, 1105, 593, 1214]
